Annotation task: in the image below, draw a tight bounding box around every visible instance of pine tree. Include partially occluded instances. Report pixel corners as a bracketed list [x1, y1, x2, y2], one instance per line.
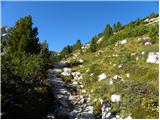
[90, 36, 97, 52]
[7, 15, 41, 55]
[75, 39, 82, 50]
[113, 22, 122, 32]
[104, 24, 113, 38]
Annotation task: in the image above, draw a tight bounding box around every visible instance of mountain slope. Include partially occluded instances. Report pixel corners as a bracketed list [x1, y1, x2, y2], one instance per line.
[59, 14, 159, 119]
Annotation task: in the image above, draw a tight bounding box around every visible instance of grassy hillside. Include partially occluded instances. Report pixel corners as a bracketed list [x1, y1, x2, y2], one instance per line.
[60, 13, 159, 119]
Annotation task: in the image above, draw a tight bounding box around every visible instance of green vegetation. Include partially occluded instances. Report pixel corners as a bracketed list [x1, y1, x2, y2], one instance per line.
[90, 36, 98, 52]
[1, 15, 55, 118]
[62, 13, 159, 119]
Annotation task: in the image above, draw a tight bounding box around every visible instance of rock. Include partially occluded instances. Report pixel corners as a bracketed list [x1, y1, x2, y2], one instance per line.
[97, 37, 104, 44]
[109, 80, 113, 85]
[101, 101, 112, 119]
[46, 113, 55, 119]
[116, 115, 120, 119]
[72, 71, 82, 80]
[99, 98, 103, 104]
[78, 97, 85, 104]
[79, 59, 84, 63]
[61, 67, 72, 76]
[144, 41, 151, 45]
[91, 89, 93, 93]
[125, 114, 132, 119]
[119, 39, 127, 45]
[113, 75, 122, 81]
[90, 73, 94, 76]
[131, 53, 136, 56]
[146, 52, 159, 64]
[141, 51, 145, 55]
[98, 73, 107, 81]
[72, 81, 78, 85]
[53, 68, 62, 73]
[85, 106, 94, 113]
[137, 37, 142, 42]
[118, 64, 123, 68]
[82, 89, 86, 93]
[113, 64, 116, 66]
[68, 110, 80, 119]
[115, 42, 118, 47]
[76, 112, 95, 119]
[80, 85, 84, 89]
[111, 94, 121, 102]
[126, 73, 130, 78]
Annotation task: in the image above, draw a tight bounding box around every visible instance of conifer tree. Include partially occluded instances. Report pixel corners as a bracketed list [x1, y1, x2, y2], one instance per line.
[7, 15, 41, 55]
[104, 24, 113, 38]
[90, 36, 97, 52]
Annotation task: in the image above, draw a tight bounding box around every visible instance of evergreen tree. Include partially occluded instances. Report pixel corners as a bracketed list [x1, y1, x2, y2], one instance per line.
[104, 24, 113, 38]
[113, 22, 122, 32]
[90, 36, 97, 52]
[7, 15, 41, 55]
[75, 39, 82, 50]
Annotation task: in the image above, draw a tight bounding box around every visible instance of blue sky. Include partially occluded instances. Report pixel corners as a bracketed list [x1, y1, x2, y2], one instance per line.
[1, 1, 158, 52]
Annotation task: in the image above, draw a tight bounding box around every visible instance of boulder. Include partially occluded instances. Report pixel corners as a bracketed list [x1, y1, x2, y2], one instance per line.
[141, 51, 145, 55]
[72, 71, 82, 80]
[119, 39, 127, 45]
[98, 73, 107, 81]
[111, 94, 121, 102]
[90, 73, 94, 76]
[118, 64, 123, 68]
[61, 67, 72, 76]
[82, 89, 86, 93]
[144, 41, 151, 45]
[109, 80, 113, 85]
[146, 52, 159, 64]
[68, 110, 80, 119]
[113, 75, 122, 81]
[125, 114, 132, 119]
[126, 73, 130, 78]
[72, 81, 78, 85]
[113, 64, 116, 67]
[85, 106, 94, 113]
[76, 112, 95, 119]
[53, 68, 62, 73]
[79, 59, 84, 63]
[101, 101, 112, 119]
[131, 53, 136, 56]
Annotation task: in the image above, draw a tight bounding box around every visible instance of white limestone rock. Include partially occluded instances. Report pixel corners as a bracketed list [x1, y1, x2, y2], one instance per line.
[111, 94, 121, 102]
[118, 64, 123, 68]
[141, 51, 145, 55]
[113, 64, 116, 67]
[109, 79, 113, 85]
[98, 73, 107, 81]
[146, 52, 159, 64]
[125, 115, 132, 119]
[79, 59, 84, 63]
[82, 89, 86, 93]
[61, 67, 72, 76]
[113, 75, 122, 81]
[119, 39, 127, 45]
[144, 41, 152, 45]
[126, 73, 130, 78]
